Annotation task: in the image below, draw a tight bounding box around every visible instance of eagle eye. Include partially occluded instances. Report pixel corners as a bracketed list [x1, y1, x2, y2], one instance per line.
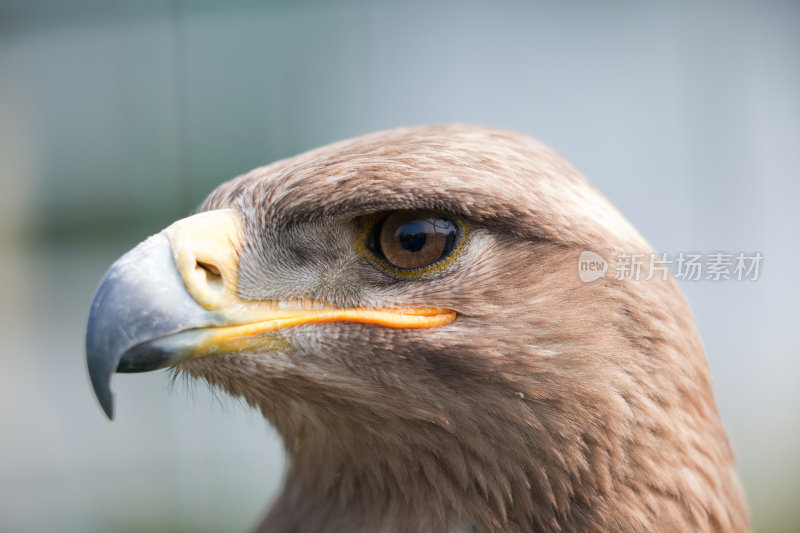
[367, 211, 461, 271]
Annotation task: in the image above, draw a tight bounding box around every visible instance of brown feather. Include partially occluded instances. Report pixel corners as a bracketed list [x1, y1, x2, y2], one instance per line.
[178, 125, 750, 532]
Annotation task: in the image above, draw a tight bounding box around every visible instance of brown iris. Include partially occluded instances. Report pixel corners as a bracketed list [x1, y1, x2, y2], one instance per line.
[368, 211, 460, 270]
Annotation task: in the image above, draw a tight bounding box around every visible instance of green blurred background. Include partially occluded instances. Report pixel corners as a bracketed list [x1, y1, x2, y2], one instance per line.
[1, 1, 798, 531]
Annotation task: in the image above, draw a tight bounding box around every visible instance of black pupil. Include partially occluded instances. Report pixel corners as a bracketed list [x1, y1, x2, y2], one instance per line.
[396, 221, 428, 252]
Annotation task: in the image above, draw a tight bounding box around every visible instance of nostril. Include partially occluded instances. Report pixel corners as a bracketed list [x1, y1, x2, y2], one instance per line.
[197, 261, 220, 277]
[196, 260, 224, 290]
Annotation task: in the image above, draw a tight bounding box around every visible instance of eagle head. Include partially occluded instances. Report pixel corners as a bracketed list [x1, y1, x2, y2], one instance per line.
[86, 125, 749, 532]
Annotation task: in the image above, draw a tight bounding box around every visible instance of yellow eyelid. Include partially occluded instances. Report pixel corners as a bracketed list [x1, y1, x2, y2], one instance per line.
[356, 213, 469, 278]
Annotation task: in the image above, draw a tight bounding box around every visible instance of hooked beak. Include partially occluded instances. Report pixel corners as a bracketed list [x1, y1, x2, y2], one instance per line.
[86, 209, 455, 420]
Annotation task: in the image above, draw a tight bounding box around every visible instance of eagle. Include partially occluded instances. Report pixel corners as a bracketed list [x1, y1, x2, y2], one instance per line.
[86, 125, 750, 532]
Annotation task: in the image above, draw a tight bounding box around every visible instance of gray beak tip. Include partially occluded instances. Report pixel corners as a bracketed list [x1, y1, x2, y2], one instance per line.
[98, 391, 115, 421]
[88, 365, 115, 421]
[85, 232, 216, 420]
[84, 235, 173, 422]
[86, 302, 117, 421]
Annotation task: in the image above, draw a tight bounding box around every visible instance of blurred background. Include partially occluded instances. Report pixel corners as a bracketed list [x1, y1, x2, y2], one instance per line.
[1, 1, 797, 531]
